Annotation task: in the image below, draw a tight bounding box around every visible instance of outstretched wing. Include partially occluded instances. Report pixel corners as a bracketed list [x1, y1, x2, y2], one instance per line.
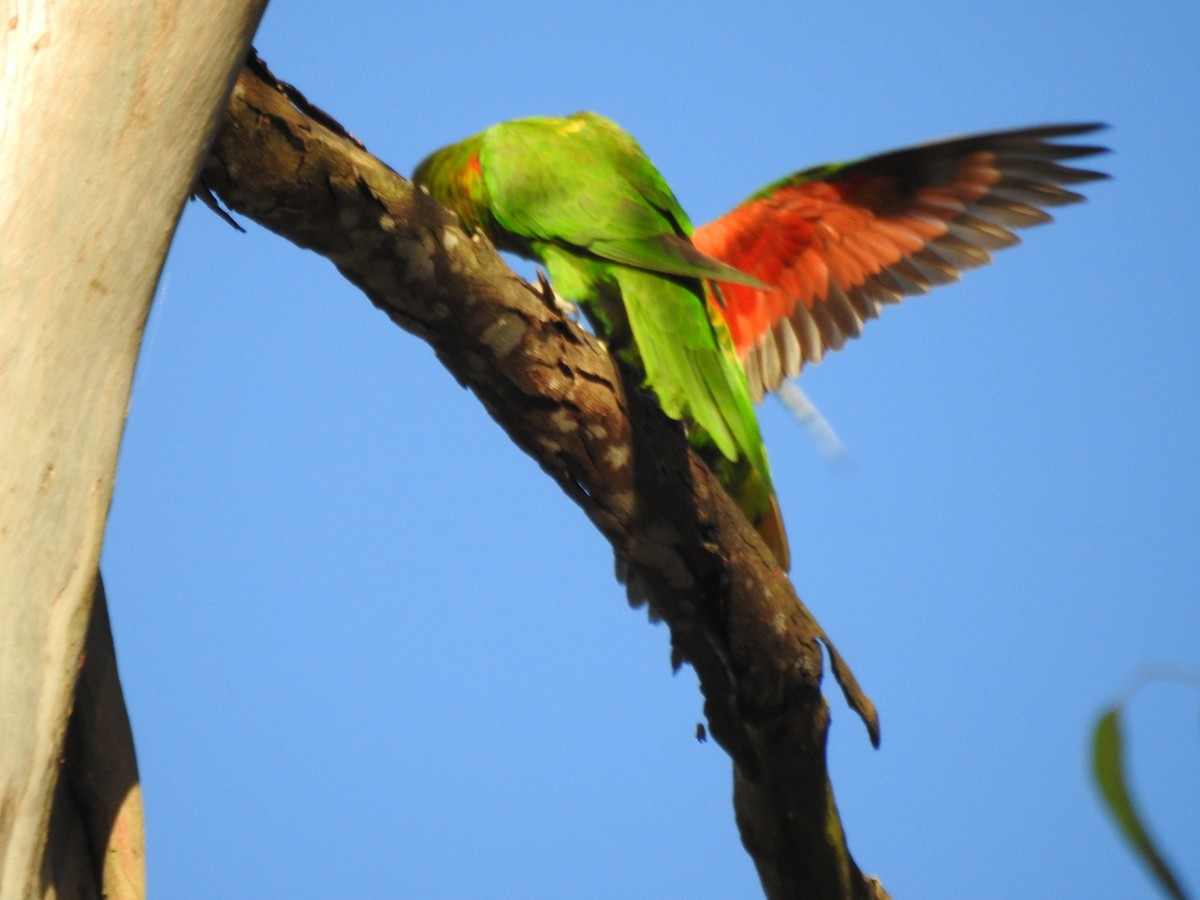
[693, 124, 1109, 399]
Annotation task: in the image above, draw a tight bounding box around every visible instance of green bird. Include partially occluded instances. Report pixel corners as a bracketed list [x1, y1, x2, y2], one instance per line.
[413, 112, 791, 568]
[415, 114, 1109, 571]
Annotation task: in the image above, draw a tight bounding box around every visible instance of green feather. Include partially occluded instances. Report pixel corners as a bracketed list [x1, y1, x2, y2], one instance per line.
[414, 112, 788, 568]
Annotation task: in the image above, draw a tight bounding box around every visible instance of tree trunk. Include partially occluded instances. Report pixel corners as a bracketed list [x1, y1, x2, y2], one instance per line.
[0, 3, 267, 896]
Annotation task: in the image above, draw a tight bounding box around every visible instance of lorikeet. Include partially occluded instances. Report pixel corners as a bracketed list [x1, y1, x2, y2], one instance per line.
[413, 114, 1107, 570]
[414, 113, 790, 567]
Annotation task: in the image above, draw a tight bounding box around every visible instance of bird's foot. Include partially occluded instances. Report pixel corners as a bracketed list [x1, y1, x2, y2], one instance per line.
[535, 268, 579, 320]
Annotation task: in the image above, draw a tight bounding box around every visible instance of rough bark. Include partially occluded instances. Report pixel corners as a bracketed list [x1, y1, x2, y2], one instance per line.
[0, 3, 267, 896]
[201, 58, 887, 899]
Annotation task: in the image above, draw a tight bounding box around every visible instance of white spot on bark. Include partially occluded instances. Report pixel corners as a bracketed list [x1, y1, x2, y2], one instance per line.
[629, 535, 694, 591]
[605, 445, 630, 471]
[609, 490, 635, 517]
[773, 611, 790, 635]
[481, 315, 526, 359]
[549, 408, 576, 434]
[394, 238, 434, 285]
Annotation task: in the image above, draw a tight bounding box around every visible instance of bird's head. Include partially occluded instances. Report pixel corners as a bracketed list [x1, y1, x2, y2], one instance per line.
[412, 134, 492, 235]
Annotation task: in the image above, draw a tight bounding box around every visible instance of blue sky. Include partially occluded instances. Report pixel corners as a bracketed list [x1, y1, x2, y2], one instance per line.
[101, 2, 1199, 896]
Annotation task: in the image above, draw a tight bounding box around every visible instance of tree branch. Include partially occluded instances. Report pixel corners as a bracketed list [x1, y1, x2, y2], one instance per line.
[201, 56, 886, 899]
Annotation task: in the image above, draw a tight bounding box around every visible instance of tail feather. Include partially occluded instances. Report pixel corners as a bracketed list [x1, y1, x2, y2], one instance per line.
[616, 264, 792, 571]
[700, 445, 791, 570]
[756, 493, 791, 571]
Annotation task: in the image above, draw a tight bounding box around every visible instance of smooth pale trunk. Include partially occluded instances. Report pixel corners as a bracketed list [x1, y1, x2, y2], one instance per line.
[0, 2, 267, 894]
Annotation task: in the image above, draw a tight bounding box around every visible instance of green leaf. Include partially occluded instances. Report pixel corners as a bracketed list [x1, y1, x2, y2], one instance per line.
[1092, 707, 1189, 900]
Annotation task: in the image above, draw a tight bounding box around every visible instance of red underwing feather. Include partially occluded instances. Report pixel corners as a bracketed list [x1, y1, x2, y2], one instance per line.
[693, 125, 1109, 399]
